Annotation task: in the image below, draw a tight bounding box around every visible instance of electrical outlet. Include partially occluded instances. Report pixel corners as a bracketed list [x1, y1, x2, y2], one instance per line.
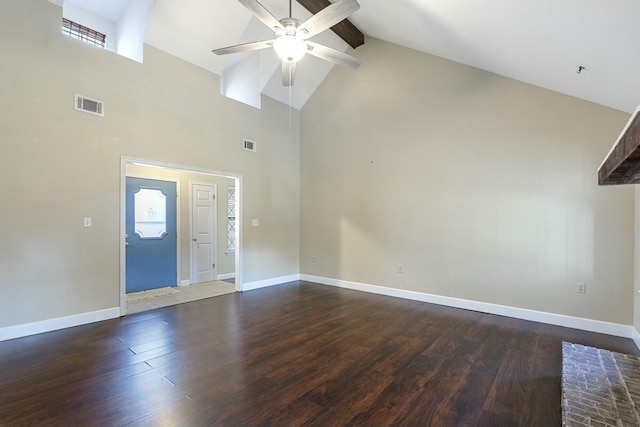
[576, 282, 586, 294]
[397, 264, 404, 273]
[252, 219, 259, 227]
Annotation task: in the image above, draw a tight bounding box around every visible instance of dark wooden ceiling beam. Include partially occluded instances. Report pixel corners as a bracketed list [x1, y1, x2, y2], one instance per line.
[297, 0, 364, 49]
[598, 110, 640, 185]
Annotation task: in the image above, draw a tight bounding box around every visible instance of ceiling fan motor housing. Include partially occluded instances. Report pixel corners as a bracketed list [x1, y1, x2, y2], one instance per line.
[279, 17, 302, 36]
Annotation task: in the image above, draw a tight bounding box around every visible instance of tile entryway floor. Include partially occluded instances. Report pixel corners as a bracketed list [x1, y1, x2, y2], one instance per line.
[126, 280, 236, 314]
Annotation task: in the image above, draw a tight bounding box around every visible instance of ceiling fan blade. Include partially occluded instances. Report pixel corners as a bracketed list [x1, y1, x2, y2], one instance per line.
[297, 0, 360, 39]
[212, 39, 274, 55]
[282, 61, 296, 86]
[305, 41, 361, 69]
[238, 0, 284, 34]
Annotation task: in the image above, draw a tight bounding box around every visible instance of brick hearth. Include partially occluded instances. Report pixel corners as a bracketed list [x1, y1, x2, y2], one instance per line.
[562, 342, 640, 426]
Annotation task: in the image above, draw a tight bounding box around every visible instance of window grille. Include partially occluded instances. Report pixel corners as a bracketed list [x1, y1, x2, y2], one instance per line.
[62, 18, 106, 48]
[227, 187, 237, 253]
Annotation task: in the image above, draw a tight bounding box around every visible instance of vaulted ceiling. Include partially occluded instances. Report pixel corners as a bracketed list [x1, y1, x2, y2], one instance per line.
[63, 0, 640, 113]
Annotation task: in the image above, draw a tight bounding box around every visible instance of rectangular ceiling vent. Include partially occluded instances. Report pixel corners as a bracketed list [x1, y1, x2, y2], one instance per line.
[75, 94, 104, 117]
[243, 139, 256, 152]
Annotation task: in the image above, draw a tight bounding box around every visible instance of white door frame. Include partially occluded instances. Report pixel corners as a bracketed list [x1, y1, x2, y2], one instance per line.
[119, 156, 243, 316]
[189, 181, 217, 285]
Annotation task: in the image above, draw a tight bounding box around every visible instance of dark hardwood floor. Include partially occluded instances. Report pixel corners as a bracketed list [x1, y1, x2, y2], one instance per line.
[1, 281, 637, 427]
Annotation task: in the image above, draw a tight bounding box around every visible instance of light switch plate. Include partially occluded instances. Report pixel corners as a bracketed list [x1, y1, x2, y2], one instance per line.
[84, 217, 92, 227]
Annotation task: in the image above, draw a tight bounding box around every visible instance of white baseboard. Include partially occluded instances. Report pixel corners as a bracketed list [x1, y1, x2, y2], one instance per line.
[0, 307, 120, 342]
[179, 280, 191, 287]
[300, 274, 634, 339]
[3, 276, 635, 347]
[633, 328, 640, 350]
[242, 274, 301, 292]
[217, 273, 235, 281]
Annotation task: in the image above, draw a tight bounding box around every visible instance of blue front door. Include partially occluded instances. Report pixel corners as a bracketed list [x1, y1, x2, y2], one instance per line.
[126, 177, 177, 293]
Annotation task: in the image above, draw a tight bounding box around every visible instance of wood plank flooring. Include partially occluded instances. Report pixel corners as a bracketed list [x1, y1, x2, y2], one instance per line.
[1, 281, 637, 427]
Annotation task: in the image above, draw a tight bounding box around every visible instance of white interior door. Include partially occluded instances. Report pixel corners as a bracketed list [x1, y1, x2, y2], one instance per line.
[191, 183, 216, 284]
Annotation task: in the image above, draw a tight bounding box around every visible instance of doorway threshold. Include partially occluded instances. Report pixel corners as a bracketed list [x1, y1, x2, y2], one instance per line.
[126, 281, 235, 314]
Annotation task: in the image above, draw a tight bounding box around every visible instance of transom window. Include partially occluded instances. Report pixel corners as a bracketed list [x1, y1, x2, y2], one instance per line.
[62, 18, 106, 48]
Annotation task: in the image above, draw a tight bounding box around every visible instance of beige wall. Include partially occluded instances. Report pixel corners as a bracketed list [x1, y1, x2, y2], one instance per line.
[1, 1, 635, 331]
[300, 38, 634, 324]
[0, 0, 300, 328]
[125, 164, 236, 280]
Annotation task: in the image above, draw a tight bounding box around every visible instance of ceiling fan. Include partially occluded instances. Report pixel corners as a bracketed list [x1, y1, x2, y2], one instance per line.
[212, 0, 361, 86]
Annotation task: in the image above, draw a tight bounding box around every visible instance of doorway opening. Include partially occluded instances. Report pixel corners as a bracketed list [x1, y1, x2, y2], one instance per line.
[119, 157, 243, 316]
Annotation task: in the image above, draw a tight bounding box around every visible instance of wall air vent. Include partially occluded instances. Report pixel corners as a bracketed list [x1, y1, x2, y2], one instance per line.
[74, 94, 104, 117]
[243, 139, 256, 152]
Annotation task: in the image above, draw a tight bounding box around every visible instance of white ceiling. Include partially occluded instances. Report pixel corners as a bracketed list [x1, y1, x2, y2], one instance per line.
[64, 0, 640, 113]
[350, 0, 640, 114]
[66, 0, 131, 22]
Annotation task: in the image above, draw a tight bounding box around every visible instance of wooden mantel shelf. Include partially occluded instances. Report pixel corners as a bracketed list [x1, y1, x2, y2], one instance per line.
[599, 106, 640, 185]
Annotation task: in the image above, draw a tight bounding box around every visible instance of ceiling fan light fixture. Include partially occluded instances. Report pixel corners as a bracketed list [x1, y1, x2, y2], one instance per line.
[274, 35, 306, 62]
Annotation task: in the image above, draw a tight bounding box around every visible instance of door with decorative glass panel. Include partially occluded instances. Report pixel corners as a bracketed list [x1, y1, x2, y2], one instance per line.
[125, 177, 177, 293]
